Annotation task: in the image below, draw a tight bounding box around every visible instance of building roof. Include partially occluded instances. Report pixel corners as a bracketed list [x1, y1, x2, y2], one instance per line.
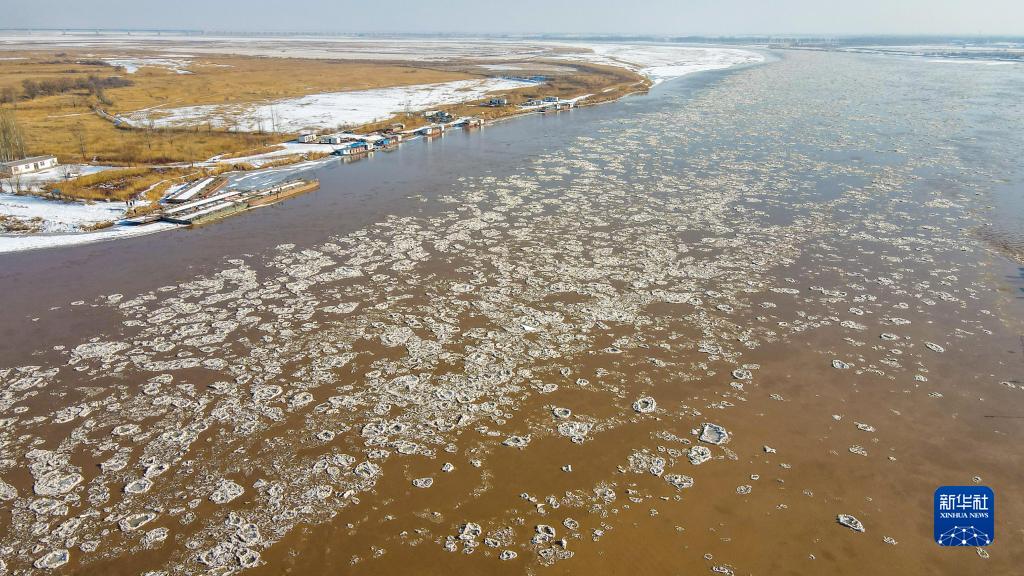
[1, 155, 57, 168]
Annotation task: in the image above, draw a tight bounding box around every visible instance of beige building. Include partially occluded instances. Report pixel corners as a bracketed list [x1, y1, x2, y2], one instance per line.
[0, 155, 58, 176]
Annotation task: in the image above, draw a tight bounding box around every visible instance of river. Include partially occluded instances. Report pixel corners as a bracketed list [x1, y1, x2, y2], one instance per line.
[1, 50, 1022, 575]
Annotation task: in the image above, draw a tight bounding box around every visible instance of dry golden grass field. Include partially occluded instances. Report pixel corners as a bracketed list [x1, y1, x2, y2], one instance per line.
[0, 52, 475, 165]
[0, 50, 646, 200]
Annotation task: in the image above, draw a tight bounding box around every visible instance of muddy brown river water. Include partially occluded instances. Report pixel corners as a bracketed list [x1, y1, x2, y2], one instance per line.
[1, 50, 1023, 575]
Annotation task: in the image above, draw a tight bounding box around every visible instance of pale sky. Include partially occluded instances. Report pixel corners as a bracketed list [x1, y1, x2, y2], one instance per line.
[5, 0, 1023, 36]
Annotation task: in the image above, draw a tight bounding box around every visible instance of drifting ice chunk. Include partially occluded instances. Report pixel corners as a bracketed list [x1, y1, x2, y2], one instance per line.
[354, 461, 381, 479]
[699, 423, 730, 445]
[235, 523, 261, 545]
[557, 421, 592, 442]
[143, 527, 169, 548]
[838, 514, 865, 532]
[111, 424, 141, 436]
[459, 522, 482, 540]
[688, 446, 712, 465]
[34, 471, 83, 496]
[120, 512, 157, 532]
[124, 478, 154, 494]
[503, 435, 531, 448]
[632, 397, 657, 414]
[0, 479, 17, 500]
[210, 479, 244, 504]
[237, 548, 261, 568]
[664, 474, 694, 489]
[34, 549, 70, 570]
[731, 368, 752, 380]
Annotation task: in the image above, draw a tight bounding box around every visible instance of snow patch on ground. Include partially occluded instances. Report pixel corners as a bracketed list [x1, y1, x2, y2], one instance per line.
[0, 221, 180, 254]
[212, 142, 339, 165]
[1, 165, 125, 237]
[103, 56, 192, 74]
[0, 164, 114, 194]
[0, 193, 126, 233]
[121, 78, 539, 133]
[477, 63, 574, 72]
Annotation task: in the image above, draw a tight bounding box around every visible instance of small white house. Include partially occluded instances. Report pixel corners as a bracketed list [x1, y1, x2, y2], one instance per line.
[0, 155, 58, 176]
[296, 132, 318, 143]
[318, 134, 345, 145]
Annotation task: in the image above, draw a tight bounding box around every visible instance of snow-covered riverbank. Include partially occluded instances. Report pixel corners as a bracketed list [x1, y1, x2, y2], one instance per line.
[0, 193, 125, 233]
[0, 221, 180, 253]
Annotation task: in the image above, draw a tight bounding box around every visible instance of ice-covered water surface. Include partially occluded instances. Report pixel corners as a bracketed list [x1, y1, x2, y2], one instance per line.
[0, 51, 1023, 575]
[562, 43, 764, 83]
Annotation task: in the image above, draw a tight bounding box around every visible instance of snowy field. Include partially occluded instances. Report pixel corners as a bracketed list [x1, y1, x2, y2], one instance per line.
[0, 193, 126, 233]
[121, 77, 540, 132]
[1, 165, 124, 241]
[209, 142, 338, 166]
[102, 56, 194, 74]
[114, 42, 764, 132]
[0, 164, 112, 194]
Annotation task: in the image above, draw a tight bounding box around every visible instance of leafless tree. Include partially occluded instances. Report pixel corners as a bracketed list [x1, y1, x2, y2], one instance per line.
[2, 172, 24, 195]
[183, 123, 197, 166]
[70, 122, 88, 162]
[0, 108, 27, 163]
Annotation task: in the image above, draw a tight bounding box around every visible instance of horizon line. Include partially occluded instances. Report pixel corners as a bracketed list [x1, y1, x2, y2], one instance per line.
[1, 28, 1022, 41]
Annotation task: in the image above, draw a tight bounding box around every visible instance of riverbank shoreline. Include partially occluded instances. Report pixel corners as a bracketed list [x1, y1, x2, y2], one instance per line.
[0, 46, 767, 254]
